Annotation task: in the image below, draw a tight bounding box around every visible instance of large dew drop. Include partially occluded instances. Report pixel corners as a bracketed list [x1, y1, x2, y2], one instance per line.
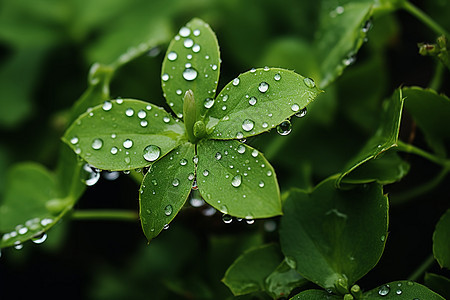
[277, 120, 292, 135]
[123, 139, 133, 149]
[179, 27, 190, 37]
[231, 175, 242, 187]
[91, 138, 103, 150]
[242, 119, 254, 132]
[378, 285, 390, 296]
[125, 108, 134, 117]
[102, 101, 112, 111]
[143, 145, 161, 162]
[204, 98, 214, 109]
[258, 82, 269, 93]
[303, 77, 316, 88]
[167, 51, 177, 61]
[183, 68, 198, 81]
[184, 38, 194, 48]
[164, 205, 173, 216]
[295, 107, 307, 118]
[249, 97, 257, 106]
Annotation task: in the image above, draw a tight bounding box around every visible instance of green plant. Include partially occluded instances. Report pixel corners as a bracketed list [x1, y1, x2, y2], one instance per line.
[1, 0, 449, 299]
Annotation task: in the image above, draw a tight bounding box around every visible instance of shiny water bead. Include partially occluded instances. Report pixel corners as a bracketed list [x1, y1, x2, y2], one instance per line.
[176, 89, 182, 95]
[236, 132, 244, 139]
[123, 139, 133, 149]
[249, 97, 257, 106]
[102, 101, 112, 111]
[91, 138, 103, 150]
[274, 73, 281, 81]
[277, 120, 292, 135]
[192, 44, 200, 53]
[116, 98, 124, 104]
[211, 64, 218, 71]
[251, 150, 258, 157]
[231, 175, 242, 187]
[161, 73, 169, 81]
[164, 205, 173, 216]
[125, 108, 134, 117]
[179, 27, 190, 37]
[143, 145, 161, 162]
[163, 116, 170, 123]
[167, 51, 177, 61]
[291, 104, 300, 112]
[215, 152, 222, 160]
[184, 38, 194, 48]
[193, 29, 200, 36]
[110, 147, 118, 155]
[378, 285, 390, 296]
[137, 110, 146, 119]
[32, 233, 48, 244]
[204, 98, 214, 108]
[203, 170, 209, 176]
[303, 77, 316, 88]
[295, 107, 307, 118]
[180, 158, 188, 166]
[232, 78, 240, 86]
[258, 82, 269, 93]
[262, 122, 268, 128]
[242, 119, 254, 132]
[140, 120, 148, 127]
[222, 214, 233, 224]
[183, 68, 198, 81]
[237, 145, 246, 154]
[70, 136, 79, 145]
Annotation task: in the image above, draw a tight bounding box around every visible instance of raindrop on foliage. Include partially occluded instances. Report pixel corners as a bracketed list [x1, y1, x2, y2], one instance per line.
[163, 116, 170, 123]
[258, 82, 269, 93]
[232, 78, 240, 86]
[172, 178, 180, 187]
[295, 107, 307, 118]
[303, 77, 316, 88]
[143, 145, 161, 162]
[237, 145, 246, 154]
[242, 119, 254, 132]
[267, 170, 273, 176]
[70, 136, 79, 145]
[192, 44, 200, 52]
[249, 97, 257, 106]
[180, 158, 187, 166]
[259, 180, 265, 188]
[137, 110, 146, 119]
[204, 98, 214, 109]
[193, 29, 200, 36]
[140, 120, 148, 127]
[162, 73, 169, 81]
[274, 73, 281, 81]
[116, 98, 124, 104]
[222, 214, 233, 224]
[102, 101, 112, 111]
[164, 205, 173, 216]
[231, 175, 242, 187]
[215, 152, 222, 160]
[291, 104, 300, 112]
[167, 51, 177, 61]
[188, 173, 195, 181]
[193, 155, 199, 164]
[203, 170, 209, 176]
[362, 19, 372, 33]
[91, 138, 103, 150]
[82, 164, 100, 186]
[32, 233, 48, 244]
[378, 285, 390, 296]
[179, 27, 190, 37]
[123, 139, 133, 149]
[184, 38, 194, 48]
[110, 147, 118, 155]
[396, 290, 402, 295]
[277, 120, 292, 135]
[183, 68, 198, 81]
[125, 108, 134, 117]
[163, 224, 170, 230]
[262, 122, 268, 128]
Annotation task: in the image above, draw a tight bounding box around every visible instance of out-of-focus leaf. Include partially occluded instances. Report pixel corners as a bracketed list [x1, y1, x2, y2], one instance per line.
[363, 281, 445, 299]
[337, 89, 404, 187]
[433, 209, 450, 269]
[425, 273, 450, 299]
[280, 178, 388, 292]
[403, 87, 450, 156]
[222, 244, 282, 296]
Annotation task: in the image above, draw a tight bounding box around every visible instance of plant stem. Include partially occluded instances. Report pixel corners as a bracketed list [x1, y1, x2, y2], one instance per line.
[397, 140, 450, 167]
[71, 210, 139, 221]
[402, 1, 450, 37]
[408, 254, 435, 282]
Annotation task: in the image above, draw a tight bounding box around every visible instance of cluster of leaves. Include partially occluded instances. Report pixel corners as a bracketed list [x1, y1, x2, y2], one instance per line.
[1, 0, 450, 299]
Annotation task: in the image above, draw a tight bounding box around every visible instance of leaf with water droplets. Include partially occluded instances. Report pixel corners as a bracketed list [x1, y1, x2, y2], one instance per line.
[161, 18, 220, 119]
[0, 163, 75, 249]
[139, 142, 195, 241]
[222, 244, 283, 296]
[290, 289, 341, 299]
[204, 68, 322, 140]
[63, 99, 186, 171]
[337, 89, 405, 187]
[197, 139, 281, 218]
[433, 209, 450, 269]
[279, 178, 388, 292]
[363, 280, 445, 299]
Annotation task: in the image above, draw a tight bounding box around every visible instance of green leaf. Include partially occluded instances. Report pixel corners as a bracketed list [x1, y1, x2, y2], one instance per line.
[315, 2, 373, 87]
[363, 281, 445, 299]
[161, 18, 220, 119]
[340, 150, 410, 185]
[139, 142, 195, 241]
[197, 139, 281, 219]
[204, 68, 322, 140]
[290, 289, 341, 299]
[425, 273, 450, 299]
[63, 99, 186, 171]
[403, 87, 450, 156]
[0, 163, 78, 248]
[433, 209, 450, 269]
[279, 178, 388, 291]
[337, 89, 405, 187]
[265, 259, 308, 299]
[222, 244, 283, 296]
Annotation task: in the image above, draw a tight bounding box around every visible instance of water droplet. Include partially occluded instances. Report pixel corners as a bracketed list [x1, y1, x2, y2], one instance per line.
[70, 136, 79, 144]
[235, 132, 243, 139]
[116, 98, 124, 104]
[267, 170, 273, 176]
[259, 181, 265, 188]
[258, 82, 269, 93]
[203, 170, 209, 176]
[251, 150, 258, 157]
[125, 108, 134, 117]
[291, 104, 300, 112]
[140, 120, 148, 127]
[146, 105, 152, 110]
[237, 145, 246, 154]
[222, 214, 233, 224]
[162, 73, 169, 81]
[233, 78, 240, 86]
[179, 27, 190, 37]
[163, 116, 170, 123]
[180, 158, 187, 166]
[184, 38, 194, 48]
[295, 107, 307, 118]
[193, 29, 200, 36]
[246, 218, 255, 225]
[381, 235, 386, 242]
[40, 218, 53, 226]
[111, 147, 118, 155]
[396, 289, 402, 295]
[343, 54, 356, 66]
[18, 226, 28, 235]
[303, 77, 316, 88]
[242, 119, 254, 132]
[102, 101, 112, 111]
[264, 66, 270, 71]
[91, 138, 103, 150]
[136, 110, 146, 119]
[183, 68, 198, 81]
[277, 120, 292, 135]
[167, 51, 177, 61]
[248, 97, 257, 106]
[172, 178, 180, 187]
[176, 89, 182, 95]
[231, 175, 242, 187]
[215, 152, 222, 160]
[14, 241, 23, 250]
[274, 73, 281, 81]
[192, 44, 200, 52]
[185, 63, 192, 68]
[143, 145, 160, 162]
[204, 98, 214, 108]
[193, 155, 199, 164]
[188, 173, 195, 181]
[163, 224, 170, 230]
[190, 196, 204, 207]
[32, 233, 47, 244]
[378, 285, 390, 296]
[362, 19, 372, 33]
[123, 139, 133, 149]
[164, 205, 173, 216]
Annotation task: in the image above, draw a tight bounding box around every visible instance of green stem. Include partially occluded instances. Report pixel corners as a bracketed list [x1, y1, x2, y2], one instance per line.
[408, 254, 435, 282]
[71, 210, 139, 221]
[397, 140, 450, 167]
[402, 1, 450, 37]
[428, 62, 444, 91]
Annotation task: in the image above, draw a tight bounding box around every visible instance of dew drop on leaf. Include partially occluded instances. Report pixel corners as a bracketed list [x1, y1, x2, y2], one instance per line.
[303, 77, 316, 88]
[110, 147, 118, 155]
[137, 110, 146, 119]
[163, 224, 169, 230]
[291, 104, 300, 112]
[237, 145, 246, 154]
[249, 97, 257, 106]
[192, 44, 200, 52]
[179, 27, 190, 37]
[251, 150, 258, 157]
[259, 180, 265, 188]
[102, 101, 112, 111]
[116, 98, 123, 104]
[184, 38, 194, 48]
[180, 158, 187, 166]
[215, 152, 222, 160]
[203, 170, 209, 176]
[123, 139, 133, 149]
[277, 120, 292, 135]
[232, 78, 240, 86]
[222, 214, 233, 224]
[242, 119, 254, 132]
[172, 178, 180, 187]
[295, 107, 307, 118]
[378, 285, 390, 296]
[140, 120, 148, 127]
[211, 64, 218, 71]
[143, 145, 161, 162]
[396, 290, 402, 295]
[32, 233, 47, 244]
[125, 108, 134, 117]
[188, 173, 195, 181]
[164, 205, 173, 216]
[193, 29, 200, 36]
[193, 155, 199, 164]
[162, 73, 169, 81]
[231, 175, 242, 187]
[167, 51, 178, 61]
[204, 98, 214, 108]
[91, 138, 103, 150]
[163, 116, 170, 123]
[183, 68, 198, 81]
[70, 136, 79, 145]
[258, 82, 269, 93]
[267, 170, 273, 177]
[274, 73, 281, 81]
